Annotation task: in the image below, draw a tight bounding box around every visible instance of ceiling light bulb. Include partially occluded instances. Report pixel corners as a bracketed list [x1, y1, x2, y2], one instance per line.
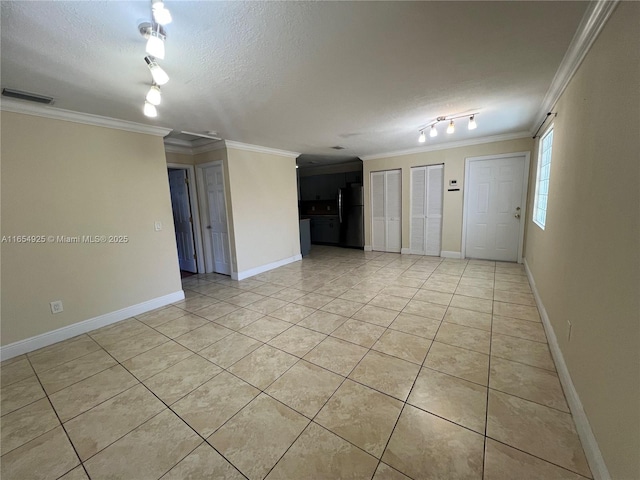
[152, 2, 172, 25]
[144, 56, 169, 85]
[143, 101, 158, 118]
[447, 120, 455, 134]
[430, 125, 438, 137]
[418, 130, 426, 143]
[146, 85, 161, 105]
[146, 30, 165, 60]
[468, 115, 477, 130]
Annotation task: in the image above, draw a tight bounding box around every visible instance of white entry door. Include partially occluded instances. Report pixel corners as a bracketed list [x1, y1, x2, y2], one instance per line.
[464, 154, 528, 262]
[202, 163, 231, 275]
[371, 169, 401, 253]
[410, 164, 443, 256]
[168, 169, 197, 272]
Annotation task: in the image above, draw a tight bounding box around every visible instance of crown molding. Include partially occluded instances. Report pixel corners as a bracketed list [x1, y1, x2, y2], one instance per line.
[0, 99, 171, 137]
[164, 143, 194, 155]
[192, 141, 226, 155]
[532, 0, 619, 133]
[224, 140, 300, 159]
[361, 131, 531, 161]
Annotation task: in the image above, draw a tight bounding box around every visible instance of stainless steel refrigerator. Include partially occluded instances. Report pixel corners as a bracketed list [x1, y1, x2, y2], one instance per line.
[338, 185, 364, 248]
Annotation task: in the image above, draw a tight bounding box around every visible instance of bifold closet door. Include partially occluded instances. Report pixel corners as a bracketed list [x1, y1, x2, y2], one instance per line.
[410, 164, 443, 256]
[371, 169, 401, 253]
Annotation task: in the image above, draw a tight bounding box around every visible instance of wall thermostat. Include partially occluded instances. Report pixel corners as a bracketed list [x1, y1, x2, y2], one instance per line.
[449, 180, 458, 186]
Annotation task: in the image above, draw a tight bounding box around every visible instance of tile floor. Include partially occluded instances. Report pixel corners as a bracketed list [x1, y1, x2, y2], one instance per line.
[0, 246, 592, 479]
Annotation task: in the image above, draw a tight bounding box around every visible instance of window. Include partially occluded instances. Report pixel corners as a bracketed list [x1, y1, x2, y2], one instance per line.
[533, 126, 554, 229]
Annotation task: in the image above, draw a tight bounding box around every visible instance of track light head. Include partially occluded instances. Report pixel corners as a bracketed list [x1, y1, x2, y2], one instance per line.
[447, 120, 455, 134]
[429, 125, 438, 137]
[144, 56, 169, 85]
[146, 85, 162, 105]
[418, 130, 426, 143]
[468, 115, 477, 130]
[152, 0, 172, 25]
[143, 101, 158, 117]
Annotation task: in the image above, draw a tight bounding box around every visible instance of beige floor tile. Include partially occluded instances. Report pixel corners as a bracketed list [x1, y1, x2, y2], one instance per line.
[84, 410, 201, 480]
[247, 297, 289, 315]
[443, 306, 492, 331]
[49, 364, 138, 422]
[88, 318, 152, 347]
[37, 349, 116, 395]
[369, 293, 410, 311]
[388, 313, 441, 339]
[493, 290, 536, 306]
[100, 329, 168, 362]
[491, 333, 555, 371]
[59, 465, 90, 480]
[413, 289, 453, 306]
[493, 302, 540, 322]
[209, 393, 309, 480]
[28, 335, 101, 374]
[252, 283, 286, 296]
[373, 462, 413, 479]
[314, 284, 350, 297]
[163, 442, 245, 480]
[339, 289, 378, 304]
[64, 384, 165, 460]
[267, 326, 327, 357]
[266, 421, 378, 479]
[315, 379, 402, 457]
[208, 286, 244, 301]
[228, 345, 298, 389]
[490, 357, 568, 412]
[297, 310, 348, 334]
[380, 285, 418, 299]
[0, 357, 35, 387]
[402, 299, 447, 320]
[225, 291, 266, 307]
[1, 398, 60, 454]
[121, 341, 192, 380]
[382, 405, 484, 480]
[303, 337, 368, 376]
[321, 298, 365, 317]
[198, 332, 263, 368]
[154, 313, 209, 339]
[331, 319, 386, 348]
[172, 371, 259, 437]
[143, 355, 222, 405]
[494, 280, 532, 294]
[197, 302, 241, 321]
[422, 278, 458, 294]
[0, 426, 79, 480]
[487, 390, 591, 477]
[458, 276, 495, 289]
[349, 350, 420, 401]
[435, 322, 491, 354]
[462, 269, 495, 281]
[372, 329, 432, 364]
[269, 303, 316, 323]
[492, 315, 547, 342]
[266, 360, 343, 418]
[424, 342, 490, 385]
[293, 293, 335, 309]
[408, 368, 487, 434]
[239, 316, 293, 342]
[449, 295, 493, 314]
[174, 322, 234, 351]
[483, 438, 587, 480]
[137, 306, 188, 328]
[393, 276, 425, 288]
[174, 294, 219, 313]
[270, 287, 306, 302]
[1, 375, 46, 416]
[1, 354, 26, 367]
[214, 308, 264, 330]
[455, 284, 494, 300]
[495, 273, 530, 284]
[353, 304, 399, 327]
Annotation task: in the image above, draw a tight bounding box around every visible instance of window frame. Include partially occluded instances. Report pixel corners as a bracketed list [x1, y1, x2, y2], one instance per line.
[533, 123, 554, 229]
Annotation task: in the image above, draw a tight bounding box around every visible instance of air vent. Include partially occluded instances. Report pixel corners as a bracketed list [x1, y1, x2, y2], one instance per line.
[2, 88, 54, 105]
[331, 146, 345, 150]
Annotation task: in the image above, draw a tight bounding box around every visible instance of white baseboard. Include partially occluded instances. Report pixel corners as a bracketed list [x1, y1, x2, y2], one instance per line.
[400, 248, 411, 255]
[232, 254, 302, 281]
[524, 258, 610, 480]
[440, 251, 462, 259]
[0, 291, 185, 362]
[363, 245, 373, 252]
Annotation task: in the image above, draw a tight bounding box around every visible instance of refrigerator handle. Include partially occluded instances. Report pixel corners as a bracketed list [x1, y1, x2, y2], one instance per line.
[338, 189, 343, 223]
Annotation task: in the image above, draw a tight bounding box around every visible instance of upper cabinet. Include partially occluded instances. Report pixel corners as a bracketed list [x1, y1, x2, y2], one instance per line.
[299, 171, 362, 201]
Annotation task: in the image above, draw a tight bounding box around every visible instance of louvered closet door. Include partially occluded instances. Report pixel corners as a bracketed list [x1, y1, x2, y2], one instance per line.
[370, 169, 401, 253]
[410, 165, 443, 256]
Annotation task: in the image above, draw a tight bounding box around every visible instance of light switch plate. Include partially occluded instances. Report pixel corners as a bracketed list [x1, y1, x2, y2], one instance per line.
[154, 221, 162, 231]
[50, 300, 63, 314]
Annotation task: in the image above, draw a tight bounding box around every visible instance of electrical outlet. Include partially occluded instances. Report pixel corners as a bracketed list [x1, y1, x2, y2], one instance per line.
[567, 320, 572, 342]
[154, 221, 162, 231]
[50, 300, 64, 314]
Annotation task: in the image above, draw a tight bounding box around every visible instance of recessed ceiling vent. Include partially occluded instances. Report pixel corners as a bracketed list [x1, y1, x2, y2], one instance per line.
[331, 146, 345, 150]
[2, 88, 54, 105]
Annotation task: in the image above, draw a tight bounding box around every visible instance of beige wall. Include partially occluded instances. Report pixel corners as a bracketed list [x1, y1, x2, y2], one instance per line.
[524, 3, 639, 478]
[165, 151, 194, 165]
[363, 137, 533, 253]
[225, 147, 300, 273]
[1, 112, 182, 346]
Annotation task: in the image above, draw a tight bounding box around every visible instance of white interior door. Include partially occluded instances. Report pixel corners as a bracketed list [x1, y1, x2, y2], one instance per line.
[371, 169, 401, 253]
[203, 164, 231, 275]
[464, 155, 527, 262]
[410, 165, 443, 256]
[168, 169, 197, 272]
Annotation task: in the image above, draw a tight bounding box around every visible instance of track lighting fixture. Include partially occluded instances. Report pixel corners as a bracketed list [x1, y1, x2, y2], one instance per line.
[143, 101, 158, 117]
[144, 56, 169, 85]
[152, 0, 172, 25]
[417, 113, 479, 142]
[146, 28, 165, 59]
[146, 85, 162, 106]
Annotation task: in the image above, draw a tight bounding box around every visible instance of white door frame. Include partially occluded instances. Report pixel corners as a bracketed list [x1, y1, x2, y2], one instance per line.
[461, 151, 530, 263]
[167, 163, 205, 273]
[195, 160, 233, 274]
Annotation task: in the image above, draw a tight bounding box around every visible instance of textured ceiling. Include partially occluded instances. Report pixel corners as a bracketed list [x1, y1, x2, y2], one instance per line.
[1, 1, 588, 159]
